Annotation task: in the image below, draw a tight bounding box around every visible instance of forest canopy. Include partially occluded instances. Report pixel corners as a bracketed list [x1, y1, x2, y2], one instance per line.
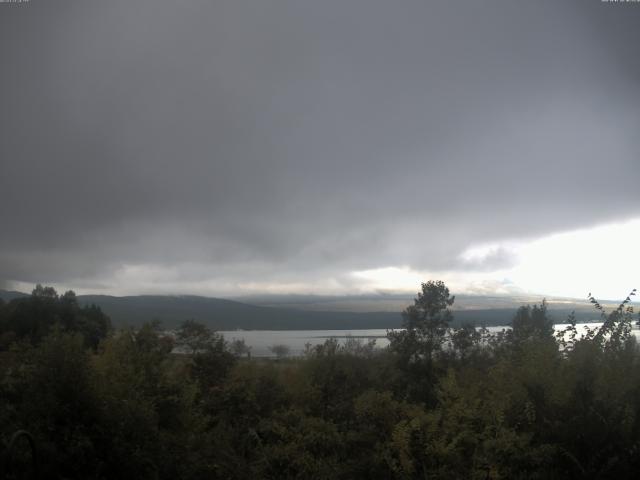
[0, 282, 639, 479]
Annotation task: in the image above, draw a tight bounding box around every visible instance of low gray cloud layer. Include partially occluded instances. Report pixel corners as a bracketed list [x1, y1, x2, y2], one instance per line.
[1, 0, 639, 294]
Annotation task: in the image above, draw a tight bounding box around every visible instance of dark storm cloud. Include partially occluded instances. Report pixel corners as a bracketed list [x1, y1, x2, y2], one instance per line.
[457, 247, 519, 273]
[1, 0, 639, 293]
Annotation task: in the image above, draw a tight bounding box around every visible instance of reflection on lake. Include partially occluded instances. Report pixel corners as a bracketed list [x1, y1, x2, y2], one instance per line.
[218, 322, 638, 357]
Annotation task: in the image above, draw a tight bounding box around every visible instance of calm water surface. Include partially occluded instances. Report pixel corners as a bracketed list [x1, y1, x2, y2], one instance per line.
[218, 322, 634, 357]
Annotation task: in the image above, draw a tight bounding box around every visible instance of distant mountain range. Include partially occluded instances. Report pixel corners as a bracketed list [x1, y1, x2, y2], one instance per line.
[0, 289, 610, 330]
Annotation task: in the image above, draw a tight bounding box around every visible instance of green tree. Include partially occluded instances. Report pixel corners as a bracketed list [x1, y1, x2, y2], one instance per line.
[229, 338, 252, 358]
[388, 280, 455, 361]
[93, 322, 203, 479]
[0, 285, 110, 349]
[511, 301, 554, 343]
[387, 280, 455, 402]
[175, 318, 214, 354]
[269, 343, 291, 359]
[15, 328, 100, 478]
[191, 333, 236, 392]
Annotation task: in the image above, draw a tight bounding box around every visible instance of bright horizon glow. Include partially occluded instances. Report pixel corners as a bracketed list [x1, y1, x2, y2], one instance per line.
[8, 219, 640, 301]
[352, 218, 640, 301]
[508, 218, 640, 300]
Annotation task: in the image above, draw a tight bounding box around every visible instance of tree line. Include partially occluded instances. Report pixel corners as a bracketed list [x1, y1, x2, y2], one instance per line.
[0, 281, 639, 479]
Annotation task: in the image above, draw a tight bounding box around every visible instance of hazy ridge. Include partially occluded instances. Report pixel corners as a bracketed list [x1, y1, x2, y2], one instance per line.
[1, 290, 606, 330]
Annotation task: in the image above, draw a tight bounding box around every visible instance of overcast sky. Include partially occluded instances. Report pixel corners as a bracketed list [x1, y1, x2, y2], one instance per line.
[1, 0, 639, 299]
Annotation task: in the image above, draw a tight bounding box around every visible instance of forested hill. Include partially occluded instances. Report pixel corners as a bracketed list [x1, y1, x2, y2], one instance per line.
[0, 290, 28, 301]
[0, 289, 600, 329]
[77, 294, 404, 330]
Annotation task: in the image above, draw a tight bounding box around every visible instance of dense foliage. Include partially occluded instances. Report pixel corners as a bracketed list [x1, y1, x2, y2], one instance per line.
[1, 282, 639, 479]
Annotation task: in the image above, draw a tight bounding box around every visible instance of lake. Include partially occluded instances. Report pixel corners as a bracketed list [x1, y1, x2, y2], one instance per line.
[218, 322, 633, 357]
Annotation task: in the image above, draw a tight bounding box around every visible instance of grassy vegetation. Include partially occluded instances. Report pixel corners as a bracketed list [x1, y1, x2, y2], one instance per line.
[1, 282, 639, 479]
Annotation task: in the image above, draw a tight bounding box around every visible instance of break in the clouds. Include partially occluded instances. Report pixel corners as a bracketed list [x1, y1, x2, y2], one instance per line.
[1, 0, 639, 297]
